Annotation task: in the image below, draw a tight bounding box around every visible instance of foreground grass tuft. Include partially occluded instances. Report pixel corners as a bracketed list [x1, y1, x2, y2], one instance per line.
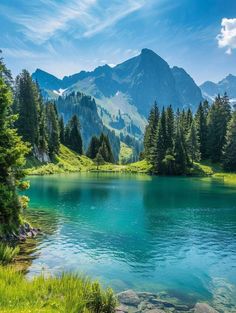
[0, 267, 117, 313]
[0, 244, 20, 265]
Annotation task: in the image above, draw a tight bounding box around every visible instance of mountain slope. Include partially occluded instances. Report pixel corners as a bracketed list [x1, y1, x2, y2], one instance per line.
[172, 66, 203, 107]
[32, 48, 203, 138]
[200, 74, 236, 104]
[55, 91, 120, 161]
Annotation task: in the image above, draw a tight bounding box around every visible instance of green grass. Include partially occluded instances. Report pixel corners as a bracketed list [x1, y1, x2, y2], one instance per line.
[119, 142, 133, 164]
[0, 267, 117, 313]
[190, 160, 236, 183]
[90, 159, 152, 174]
[0, 183, 117, 312]
[26, 145, 152, 175]
[0, 245, 20, 265]
[26, 145, 236, 179]
[26, 145, 94, 175]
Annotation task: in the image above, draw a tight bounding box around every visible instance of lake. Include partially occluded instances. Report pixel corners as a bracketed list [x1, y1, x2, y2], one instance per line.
[24, 173, 236, 308]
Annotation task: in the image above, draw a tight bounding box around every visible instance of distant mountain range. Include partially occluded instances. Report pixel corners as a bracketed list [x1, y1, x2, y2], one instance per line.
[200, 74, 236, 106]
[32, 48, 235, 140]
[32, 49, 204, 139]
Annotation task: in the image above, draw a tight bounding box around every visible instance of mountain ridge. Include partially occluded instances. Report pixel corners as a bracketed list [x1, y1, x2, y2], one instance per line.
[32, 48, 203, 139]
[200, 74, 236, 105]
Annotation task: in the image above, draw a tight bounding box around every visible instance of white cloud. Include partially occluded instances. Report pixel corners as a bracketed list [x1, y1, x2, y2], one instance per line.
[83, 1, 145, 38]
[1, 0, 145, 43]
[217, 18, 236, 54]
[3, 48, 46, 59]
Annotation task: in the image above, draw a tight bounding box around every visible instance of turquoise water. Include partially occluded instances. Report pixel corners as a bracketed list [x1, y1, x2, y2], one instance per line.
[25, 173, 236, 305]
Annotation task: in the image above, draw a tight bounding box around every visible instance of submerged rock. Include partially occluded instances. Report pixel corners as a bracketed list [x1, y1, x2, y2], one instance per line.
[145, 309, 166, 313]
[194, 303, 219, 313]
[117, 290, 141, 306]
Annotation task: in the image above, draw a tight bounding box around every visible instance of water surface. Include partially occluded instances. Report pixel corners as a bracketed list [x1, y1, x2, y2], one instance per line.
[25, 173, 236, 307]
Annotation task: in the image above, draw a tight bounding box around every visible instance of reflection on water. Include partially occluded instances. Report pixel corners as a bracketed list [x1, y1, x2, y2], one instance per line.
[21, 173, 236, 309]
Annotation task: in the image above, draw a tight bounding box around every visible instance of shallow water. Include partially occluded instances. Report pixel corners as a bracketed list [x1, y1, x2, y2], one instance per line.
[24, 173, 236, 307]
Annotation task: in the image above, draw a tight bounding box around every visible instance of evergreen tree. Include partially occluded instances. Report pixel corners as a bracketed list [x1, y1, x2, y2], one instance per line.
[87, 136, 100, 159]
[174, 125, 189, 175]
[187, 121, 201, 164]
[223, 111, 236, 171]
[99, 133, 114, 163]
[186, 108, 193, 134]
[38, 98, 48, 155]
[151, 108, 167, 173]
[207, 94, 231, 162]
[195, 102, 208, 159]
[0, 55, 30, 229]
[94, 149, 105, 170]
[64, 114, 83, 154]
[45, 102, 60, 158]
[59, 116, 65, 144]
[14, 70, 40, 149]
[165, 105, 175, 153]
[143, 101, 159, 161]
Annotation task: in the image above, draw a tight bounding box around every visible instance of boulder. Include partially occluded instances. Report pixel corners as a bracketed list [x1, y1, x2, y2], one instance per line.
[145, 309, 165, 313]
[194, 303, 219, 313]
[117, 290, 141, 307]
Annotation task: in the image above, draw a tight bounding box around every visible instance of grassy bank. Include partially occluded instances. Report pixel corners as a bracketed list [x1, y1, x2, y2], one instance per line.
[25, 144, 236, 182]
[0, 266, 116, 313]
[25, 145, 94, 175]
[26, 145, 151, 175]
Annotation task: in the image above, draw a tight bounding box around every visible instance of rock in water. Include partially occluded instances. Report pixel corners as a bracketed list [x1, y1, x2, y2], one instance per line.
[117, 290, 141, 306]
[194, 303, 219, 313]
[145, 309, 165, 313]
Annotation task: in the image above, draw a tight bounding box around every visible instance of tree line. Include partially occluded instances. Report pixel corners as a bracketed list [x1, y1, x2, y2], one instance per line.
[143, 94, 235, 174]
[12, 70, 114, 163]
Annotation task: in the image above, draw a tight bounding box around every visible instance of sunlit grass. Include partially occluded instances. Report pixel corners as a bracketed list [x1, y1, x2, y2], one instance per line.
[0, 267, 117, 313]
[0, 244, 20, 265]
[26, 145, 94, 175]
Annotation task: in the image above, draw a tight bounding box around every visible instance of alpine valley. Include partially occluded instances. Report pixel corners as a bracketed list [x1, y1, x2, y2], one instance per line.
[32, 48, 235, 161]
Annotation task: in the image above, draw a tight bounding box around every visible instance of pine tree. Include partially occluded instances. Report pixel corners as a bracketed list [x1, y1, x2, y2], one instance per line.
[151, 108, 167, 173]
[95, 149, 105, 170]
[99, 133, 114, 163]
[165, 105, 175, 153]
[59, 116, 65, 144]
[45, 102, 60, 158]
[143, 101, 159, 161]
[64, 114, 83, 154]
[174, 125, 189, 175]
[195, 102, 208, 159]
[38, 99, 48, 156]
[0, 55, 30, 229]
[207, 95, 231, 162]
[14, 70, 40, 149]
[87, 136, 100, 159]
[187, 121, 201, 164]
[223, 111, 236, 171]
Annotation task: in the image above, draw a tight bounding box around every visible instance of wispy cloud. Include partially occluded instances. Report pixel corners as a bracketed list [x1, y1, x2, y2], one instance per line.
[0, 0, 146, 43]
[217, 18, 236, 54]
[2, 48, 46, 59]
[83, 0, 145, 38]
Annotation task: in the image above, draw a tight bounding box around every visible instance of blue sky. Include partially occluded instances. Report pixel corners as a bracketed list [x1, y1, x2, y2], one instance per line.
[0, 0, 235, 84]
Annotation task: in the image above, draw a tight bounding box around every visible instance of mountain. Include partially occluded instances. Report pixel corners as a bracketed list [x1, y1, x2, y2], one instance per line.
[32, 48, 203, 139]
[200, 74, 236, 105]
[56, 91, 120, 161]
[32, 69, 62, 91]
